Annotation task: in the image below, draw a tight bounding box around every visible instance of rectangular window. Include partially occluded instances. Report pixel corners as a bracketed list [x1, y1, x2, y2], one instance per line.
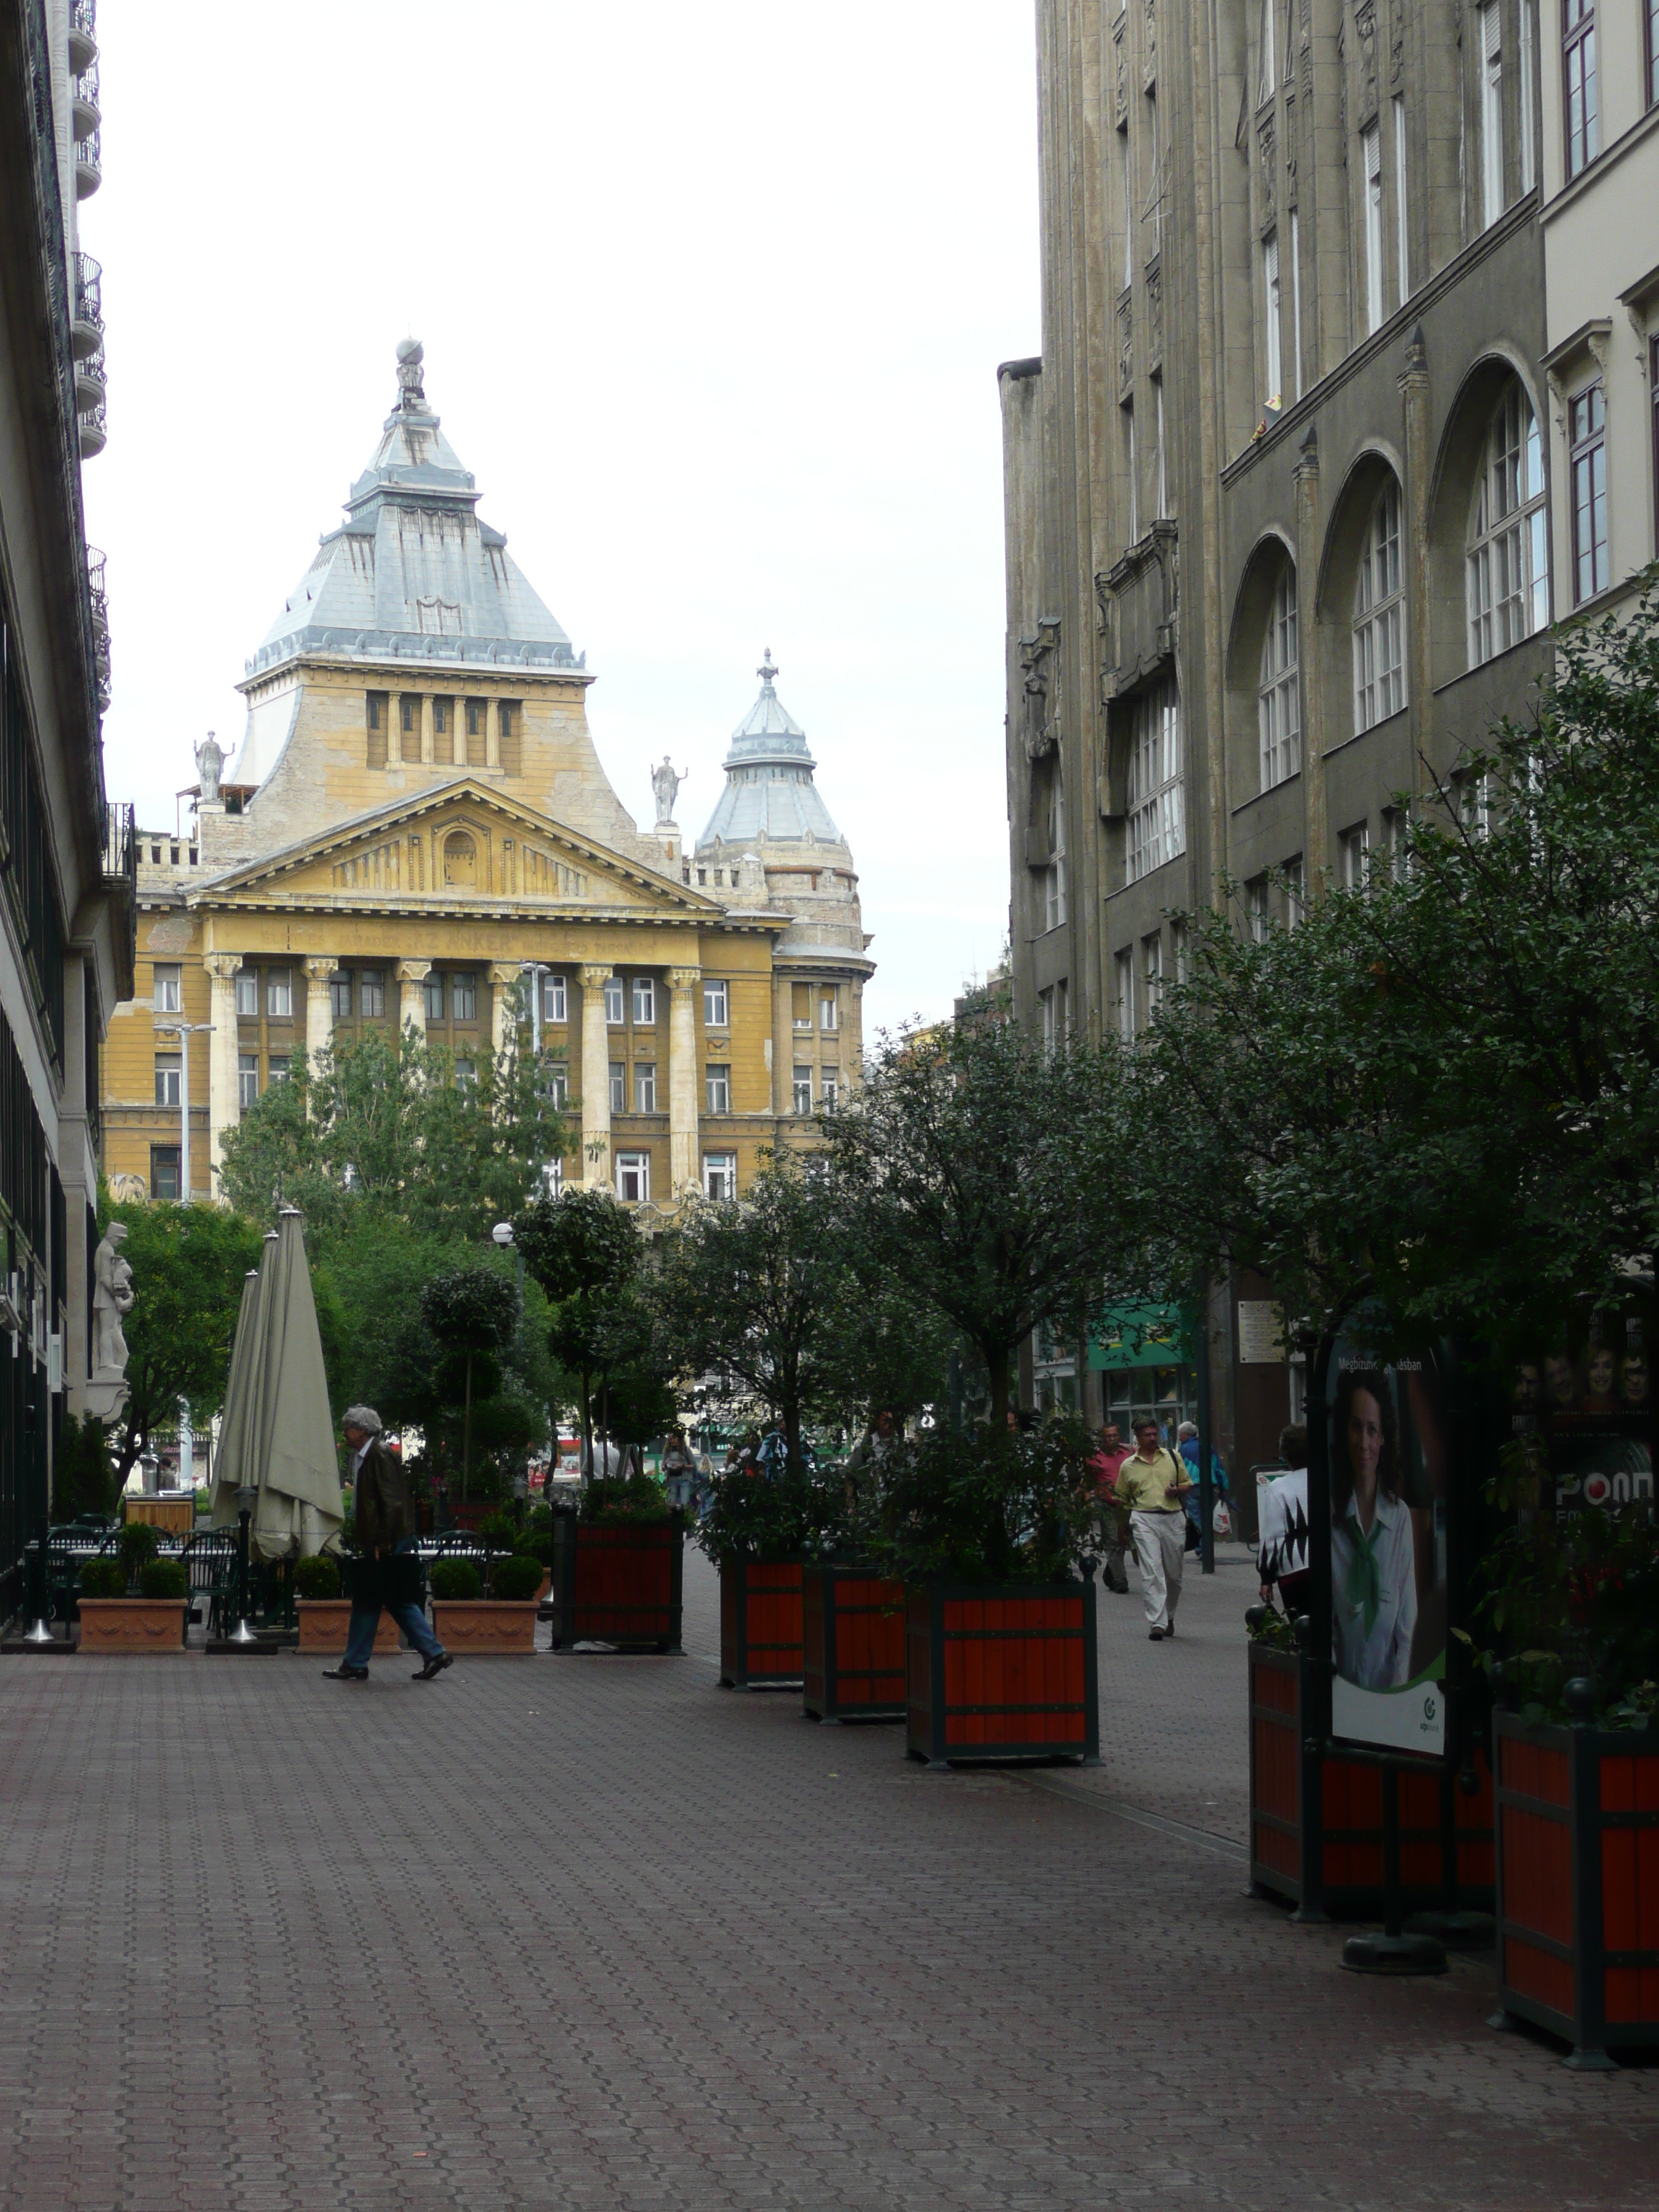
[609, 1061, 626, 1114]
[1570, 382, 1609, 603]
[541, 1059, 568, 1107]
[238, 1053, 260, 1111]
[423, 971, 445, 1022]
[603, 976, 624, 1024]
[634, 1062, 657, 1112]
[1362, 122, 1383, 334]
[542, 1156, 565, 1197]
[1125, 679, 1184, 883]
[544, 972, 567, 1023]
[1340, 822, 1370, 890]
[150, 1146, 181, 1203]
[1246, 876, 1269, 944]
[453, 1058, 476, 1088]
[266, 970, 292, 1020]
[1259, 566, 1300, 791]
[1354, 480, 1406, 732]
[616, 1152, 650, 1204]
[153, 963, 181, 1014]
[1259, 0, 1277, 98]
[1519, 0, 1537, 186]
[400, 694, 421, 763]
[498, 701, 521, 777]
[792, 1066, 812, 1115]
[433, 697, 454, 765]
[1393, 97, 1409, 302]
[1043, 766, 1068, 931]
[1120, 130, 1133, 289]
[464, 698, 487, 767]
[1289, 210, 1303, 399]
[1263, 232, 1282, 403]
[1154, 377, 1168, 517]
[706, 1063, 732, 1113]
[451, 971, 477, 1022]
[1480, 3, 1505, 226]
[631, 976, 655, 1026]
[367, 691, 389, 768]
[1124, 400, 1138, 543]
[791, 981, 813, 1030]
[153, 1053, 181, 1107]
[703, 1152, 737, 1202]
[1115, 948, 1136, 1041]
[1284, 854, 1305, 925]
[1564, 0, 1598, 178]
[819, 992, 838, 1030]
[234, 968, 257, 1017]
[703, 979, 729, 1028]
[330, 974, 351, 1020]
[359, 970, 385, 1018]
[820, 1069, 840, 1110]
[1141, 933, 1165, 1021]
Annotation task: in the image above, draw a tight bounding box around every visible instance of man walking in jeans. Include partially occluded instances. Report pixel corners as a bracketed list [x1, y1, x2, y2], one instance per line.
[324, 1406, 452, 1683]
[1115, 1416, 1193, 1641]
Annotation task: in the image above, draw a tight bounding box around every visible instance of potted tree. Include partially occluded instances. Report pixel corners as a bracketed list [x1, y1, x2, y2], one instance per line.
[547, 1462, 683, 1655]
[693, 1461, 847, 1690]
[76, 1525, 191, 1653]
[428, 1553, 543, 1653]
[293, 1552, 400, 1655]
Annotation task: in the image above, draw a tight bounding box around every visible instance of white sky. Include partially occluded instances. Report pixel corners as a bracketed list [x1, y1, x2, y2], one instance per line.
[81, 1, 1038, 1038]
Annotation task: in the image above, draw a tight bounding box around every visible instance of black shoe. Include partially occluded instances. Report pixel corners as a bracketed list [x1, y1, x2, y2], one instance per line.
[413, 1650, 453, 1681]
[1148, 1628, 1164, 1641]
[1163, 1619, 1175, 1636]
[323, 1665, 369, 1680]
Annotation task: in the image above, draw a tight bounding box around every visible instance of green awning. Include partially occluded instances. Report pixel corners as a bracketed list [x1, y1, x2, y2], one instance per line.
[1087, 1301, 1192, 1371]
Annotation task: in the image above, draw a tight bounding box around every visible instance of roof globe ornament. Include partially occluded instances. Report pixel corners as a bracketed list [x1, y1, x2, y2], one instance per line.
[395, 336, 426, 410]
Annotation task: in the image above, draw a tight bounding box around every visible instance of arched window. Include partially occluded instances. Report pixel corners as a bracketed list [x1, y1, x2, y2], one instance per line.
[1258, 565, 1300, 790]
[444, 830, 477, 886]
[1352, 478, 1406, 734]
[1467, 380, 1547, 667]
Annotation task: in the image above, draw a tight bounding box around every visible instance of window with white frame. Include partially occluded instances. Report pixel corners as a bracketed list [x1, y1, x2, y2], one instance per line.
[1340, 822, 1370, 890]
[1258, 0, 1276, 99]
[1563, 0, 1598, 180]
[234, 968, 257, 1017]
[541, 1156, 564, 1197]
[1246, 877, 1269, 944]
[1043, 765, 1068, 930]
[1384, 809, 1411, 880]
[820, 1069, 840, 1110]
[1352, 479, 1406, 733]
[819, 992, 838, 1031]
[1258, 565, 1300, 790]
[541, 1059, 568, 1107]
[1125, 679, 1184, 882]
[616, 1152, 650, 1204]
[1170, 917, 1189, 981]
[634, 1062, 657, 1112]
[608, 1061, 625, 1113]
[603, 975, 624, 1025]
[1570, 382, 1609, 603]
[703, 979, 729, 1028]
[453, 1058, 476, 1087]
[1124, 399, 1138, 544]
[1039, 982, 1069, 1051]
[153, 964, 181, 1015]
[705, 1063, 731, 1113]
[1142, 933, 1165, 1022]
[1263, 233, 1282, 405]
[792, 1066, 813, 1115]
[1467, 379, 1548, 665]
[1115, 948, 1136, 1040]
[1480, 3, 1506, 225]
[1289, 210, 1303, 400]
[703, 1152, 737, 1202]
[154, 1053, 181, 1107]
[266, 969, 292, 1020]
[1154, 377, 1168, 518]
[238, 1053, 260, 1111]
[1283, 854, 1305, 925]
[1460, 772, 1494, 842]
[1519, 0, 1537, 186]
[631, 976, 655, 1025]
[1393, 96, 1409, 302]
[1362, 122, 1383, 334]
[544, 973, 567, 1023]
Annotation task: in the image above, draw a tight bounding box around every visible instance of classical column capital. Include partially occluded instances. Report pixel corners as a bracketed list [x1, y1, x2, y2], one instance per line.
[304, 957, 340, 983]
[395, 959, 433, 984]
[578, 963, 613, 992]
[487, 961, 523, 988]
[667, 966, 701, 994]
[203, 953, 241, 984]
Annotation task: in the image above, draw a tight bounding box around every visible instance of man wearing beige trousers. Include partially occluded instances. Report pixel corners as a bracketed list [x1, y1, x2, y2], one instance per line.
[1114, 1416, 1193, 1641]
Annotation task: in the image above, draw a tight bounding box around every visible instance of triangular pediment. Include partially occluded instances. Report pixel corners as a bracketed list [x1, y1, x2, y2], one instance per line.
[189, 780, 720, 916]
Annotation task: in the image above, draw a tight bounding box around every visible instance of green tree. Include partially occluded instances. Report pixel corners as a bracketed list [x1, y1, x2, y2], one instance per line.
[99, 1200, 264, 1483]
[419, 1264, 521, 1496]
[513, 1187, 642, 1467]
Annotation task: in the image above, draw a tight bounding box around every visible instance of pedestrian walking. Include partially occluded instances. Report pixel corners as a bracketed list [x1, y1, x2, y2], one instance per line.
[1177, 1421, 1230, 1551]
[324, 1406, 452, 1683]
[1084, 1421, 1132, 1593]
[1115, 1416, 1193, 1640]
[661, 1428, 695, 1512]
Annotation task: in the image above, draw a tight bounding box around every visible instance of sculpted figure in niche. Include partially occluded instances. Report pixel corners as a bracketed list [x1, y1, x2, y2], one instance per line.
[652, 755, 688, 827]
[92, 1222, 135, 1379]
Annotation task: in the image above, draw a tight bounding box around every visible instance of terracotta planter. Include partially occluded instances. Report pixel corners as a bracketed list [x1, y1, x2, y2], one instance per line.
[1493, 1711, 1659, 2068]
[429, 1599, 538, 1654]
[1249, 1641, 1494, 1916]
[76, 1599, 189, 1654]
[802, 1565, 906, 1721]
[295, 1601, 401, 1655]
[904, 1580, 1098, 1766]
[719, 1559, 803, 1687]
[547, 1516, 683, 1652]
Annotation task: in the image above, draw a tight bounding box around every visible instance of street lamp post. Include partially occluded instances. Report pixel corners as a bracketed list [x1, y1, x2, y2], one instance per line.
[154, 1019, 214, 1202]
[492, 1220, 529, 1519]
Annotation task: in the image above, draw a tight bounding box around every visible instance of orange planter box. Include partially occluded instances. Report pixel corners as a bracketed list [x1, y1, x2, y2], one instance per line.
[802, 1565, 906, 1721]
[548, 1517, 683, 1652]
[905, 1580, 1098, 1766]
[295, 1601, 401, 1655]
[76, 1599, 188, 1654]
[720, 1560, 803, 1687]
[430, 1599, 538, 1654]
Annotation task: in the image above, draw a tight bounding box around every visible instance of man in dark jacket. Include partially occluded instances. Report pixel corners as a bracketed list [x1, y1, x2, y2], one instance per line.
[324, 1405, 452, 1683]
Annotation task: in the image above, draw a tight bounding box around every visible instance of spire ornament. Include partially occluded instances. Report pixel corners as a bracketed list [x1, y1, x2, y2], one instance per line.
[395, 336, 426, 410]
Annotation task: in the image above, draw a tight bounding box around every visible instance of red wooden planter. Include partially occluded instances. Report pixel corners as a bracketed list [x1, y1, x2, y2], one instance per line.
[1249, 1642, 1495, 1915]
[719, 1559, 803, 1688]
[802, 1565, 906, 1722]
[904, 1580, 1098, 1766]
[1493, 1712, 1659, 2067]
[547, 1516, 683, 1653]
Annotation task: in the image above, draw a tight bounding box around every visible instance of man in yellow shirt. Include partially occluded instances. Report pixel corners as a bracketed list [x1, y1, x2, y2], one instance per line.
[1115, 1416, 1193, 1640]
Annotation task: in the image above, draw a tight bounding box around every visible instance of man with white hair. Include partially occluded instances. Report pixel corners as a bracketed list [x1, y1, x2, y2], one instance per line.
[324, 1405, 452, 1683]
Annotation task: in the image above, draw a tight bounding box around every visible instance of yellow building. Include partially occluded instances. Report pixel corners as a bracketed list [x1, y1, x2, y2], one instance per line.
[104, 342, 872, 1208]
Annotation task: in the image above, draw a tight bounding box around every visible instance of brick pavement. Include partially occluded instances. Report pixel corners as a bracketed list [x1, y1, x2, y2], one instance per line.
[0, 1546, 1653, 2212]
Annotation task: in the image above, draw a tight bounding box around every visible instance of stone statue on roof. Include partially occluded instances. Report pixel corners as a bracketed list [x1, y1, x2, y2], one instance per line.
[194, 731, 223, 804]
[395, 336, 426, 410]
[652, 755, 688, 827]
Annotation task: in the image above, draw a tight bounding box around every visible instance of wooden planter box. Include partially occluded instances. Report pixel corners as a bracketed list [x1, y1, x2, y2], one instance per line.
[547, 1516, 683, 1653]
[123, 1497, 194, 1537]
[802, 1565, 906, 1721]
[1249, 1642, 1495, 1915]
[1493, 1712, 1659, 2068]
[430, 1599, 538, 1654]
[905, 1580, 1098, 1766]
[720, 1559, 803, 1688]
[76, 1599, 189, 1654]
[295, 1601, 402, 1655]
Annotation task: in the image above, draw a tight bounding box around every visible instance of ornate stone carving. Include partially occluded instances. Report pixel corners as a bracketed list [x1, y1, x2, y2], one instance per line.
[1117, 291, 1134, 395]
[1143, 0, 1157, 89]
[92, 1222, 134, 1382]
[1146, 256, 1164, 369]
[1018, 619, 1061, 760]
[1258, 112, 1277, 225]
[1113, 18, 1128, 122]
[1285, 96, 1297, 204]
[1355, 0, 1377, 122]
[1389, 0, 1405, 84]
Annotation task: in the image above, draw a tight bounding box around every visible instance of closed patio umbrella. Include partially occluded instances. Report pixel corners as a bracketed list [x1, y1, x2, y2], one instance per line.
[210, 1250, 271, 1526]
[246, 1208, 343, 1560]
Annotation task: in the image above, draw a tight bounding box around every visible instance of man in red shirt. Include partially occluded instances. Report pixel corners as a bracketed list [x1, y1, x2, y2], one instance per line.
[1086, 1421, 1132, 1593]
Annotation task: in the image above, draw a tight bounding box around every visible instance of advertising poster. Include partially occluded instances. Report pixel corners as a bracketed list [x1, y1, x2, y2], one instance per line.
[1509, 1301, 1654, 1521]
[1326, 1321, 1451, 1755]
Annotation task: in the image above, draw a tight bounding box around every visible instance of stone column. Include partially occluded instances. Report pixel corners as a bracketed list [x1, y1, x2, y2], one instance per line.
[488, 962, 521, 1064]
[1398, 330, 1434, 801]
[304, 958, 338, 1086]
[396, 960, 431, 1046]
[577, 963, 613, 1187]
[204, 954, 241, 1195]
[667, 966, 701, 1200]
[772, 971, 794, 1121]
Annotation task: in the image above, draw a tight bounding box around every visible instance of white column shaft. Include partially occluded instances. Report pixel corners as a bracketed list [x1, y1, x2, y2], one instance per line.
[667, 968, 700, 1200]
[578, 965, 612, 1188]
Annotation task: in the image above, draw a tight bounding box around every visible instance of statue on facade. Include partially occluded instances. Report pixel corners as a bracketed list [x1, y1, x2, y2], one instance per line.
[194, 730, 224, 804]
[91, 1222, 134, 1380]
[652, 755, 688, 827]
[395, 336, 426, 409]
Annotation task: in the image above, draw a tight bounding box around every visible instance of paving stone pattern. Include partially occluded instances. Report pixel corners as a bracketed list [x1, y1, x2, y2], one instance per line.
[0, 1547, 1653, 2212]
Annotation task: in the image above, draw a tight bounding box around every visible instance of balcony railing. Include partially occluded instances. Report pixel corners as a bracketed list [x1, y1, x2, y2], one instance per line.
[102, 802, 135, 889]
[73, 343, 105, 413]
[71, 55, 99, 136]
[71, 251, 102, 341]
[86, 546, 107, 631]
[68, 0, 97, 71]
[74, 130, 100, 198]
[77, 397, 106, 458]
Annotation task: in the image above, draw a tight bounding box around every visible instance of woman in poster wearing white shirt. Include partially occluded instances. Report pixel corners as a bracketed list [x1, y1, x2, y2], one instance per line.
[1330, 1367, 1418, 1689]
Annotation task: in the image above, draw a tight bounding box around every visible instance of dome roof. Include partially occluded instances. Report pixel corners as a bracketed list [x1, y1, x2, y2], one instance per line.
[696, 652, 846, 850]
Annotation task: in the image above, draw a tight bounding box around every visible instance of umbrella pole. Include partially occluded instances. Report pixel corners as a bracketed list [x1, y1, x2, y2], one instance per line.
[230, 1495, 258, 1644]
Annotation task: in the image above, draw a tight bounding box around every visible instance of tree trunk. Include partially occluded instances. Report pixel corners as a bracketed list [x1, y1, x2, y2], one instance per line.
[987, 1345, 1013, 1431]
[462, 1354, 473, 1500]
[783, 1404, 802, 1482]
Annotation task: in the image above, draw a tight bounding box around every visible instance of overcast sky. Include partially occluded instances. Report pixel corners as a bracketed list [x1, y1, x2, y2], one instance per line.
[81, 2, 1038, 1037]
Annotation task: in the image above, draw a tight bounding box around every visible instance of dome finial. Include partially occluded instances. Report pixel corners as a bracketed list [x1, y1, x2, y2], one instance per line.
[395, 336, 426, 410]
[757, 646, 778, 688]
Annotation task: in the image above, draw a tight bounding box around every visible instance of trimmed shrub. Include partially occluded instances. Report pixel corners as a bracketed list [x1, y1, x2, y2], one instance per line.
[490, 1555, 544, 1602]
[118, 1521, 161, 1578]
[139, 1560, 187, 1601]
[294, 1554, 342, 1601]
[428, 1558, 482, 1602]
[78, 1557, 127, 1600]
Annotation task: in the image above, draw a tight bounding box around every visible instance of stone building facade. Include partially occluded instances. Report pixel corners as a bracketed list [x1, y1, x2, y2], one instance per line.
[1001, 0, 1599, 1477]
[104, 348, 871, 1213]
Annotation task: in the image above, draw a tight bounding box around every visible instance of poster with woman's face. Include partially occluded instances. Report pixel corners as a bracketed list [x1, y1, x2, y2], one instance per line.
[1511, 1300, 1654, 1520]
[1326, 1328, 1450, 1755]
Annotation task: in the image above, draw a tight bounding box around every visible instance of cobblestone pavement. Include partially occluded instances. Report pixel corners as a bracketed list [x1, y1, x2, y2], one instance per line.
[1, 1547, 1653, 2212]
